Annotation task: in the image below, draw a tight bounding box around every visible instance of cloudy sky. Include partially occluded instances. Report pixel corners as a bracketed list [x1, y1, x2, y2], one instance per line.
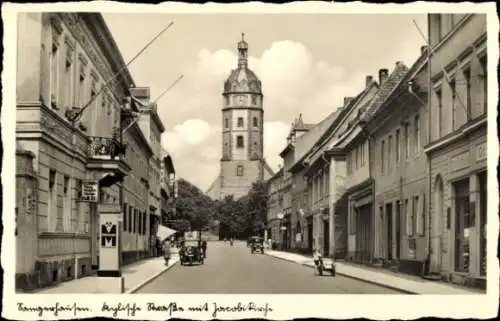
[103, 13, 427, 191]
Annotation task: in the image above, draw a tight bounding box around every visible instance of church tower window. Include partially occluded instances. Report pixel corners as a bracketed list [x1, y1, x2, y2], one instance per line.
[252, 95, 257, 105]
[253, 116, 258, 127]
[225, 96, 229, 105]
[236, 135, 244, 148]
[224, 118, 229, 129]
[236, 165, 244, 176]
[237, 117, 244, 127]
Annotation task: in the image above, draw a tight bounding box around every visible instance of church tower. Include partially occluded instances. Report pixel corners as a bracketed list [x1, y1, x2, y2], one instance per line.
[206, 34, 274, 200]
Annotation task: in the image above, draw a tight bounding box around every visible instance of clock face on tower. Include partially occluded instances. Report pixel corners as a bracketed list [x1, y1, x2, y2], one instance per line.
[236, 95, 247, 106]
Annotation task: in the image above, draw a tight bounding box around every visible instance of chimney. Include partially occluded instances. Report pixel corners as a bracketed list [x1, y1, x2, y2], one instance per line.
[344, 97, 354, 106]
[365, 75, 373, 88]
[378, 69, 389, 86]
[420, 45, 428, 55]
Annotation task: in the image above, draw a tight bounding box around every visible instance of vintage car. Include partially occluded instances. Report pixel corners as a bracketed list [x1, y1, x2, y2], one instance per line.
[179, 231, 204, 266]
[249, 236, 264, 254]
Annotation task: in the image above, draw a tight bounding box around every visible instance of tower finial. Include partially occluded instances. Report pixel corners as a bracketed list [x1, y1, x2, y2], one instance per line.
[242, 32, 245, 41]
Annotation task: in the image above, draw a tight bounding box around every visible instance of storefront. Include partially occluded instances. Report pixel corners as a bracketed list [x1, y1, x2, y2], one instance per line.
[428, 124, 486, 288]
[347, 180, 374, 263]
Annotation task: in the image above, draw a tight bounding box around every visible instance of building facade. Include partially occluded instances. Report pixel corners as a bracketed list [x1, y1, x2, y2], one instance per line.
[160, 150, 177, 226]
[206, 34, 274, 200]
[15, 12, 134, 290]
[266, 168, 284, 248]
[131, 87, 166, 257]
[364, 53, 429, 275]
[426, 14, 487, 288]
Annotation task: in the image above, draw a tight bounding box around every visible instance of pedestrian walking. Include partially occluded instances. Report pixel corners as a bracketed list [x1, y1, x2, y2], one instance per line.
[201, 240, 207, 258]
[162, 239, 172, 266]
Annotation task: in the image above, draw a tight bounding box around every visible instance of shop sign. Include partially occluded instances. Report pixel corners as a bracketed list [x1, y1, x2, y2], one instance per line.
[81, 180, 99, 202]
[476, 142, 487, 162]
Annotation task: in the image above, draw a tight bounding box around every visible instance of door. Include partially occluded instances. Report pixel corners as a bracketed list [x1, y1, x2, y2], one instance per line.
[323, 220, 330, 257]
[395, 201, 401, 259]
[478, 172, 486, 276]
[386, 203, 393, 260]
[307, 221, 313, 253]
[454, 179, 470, 273]
[433, 176, 444, 273]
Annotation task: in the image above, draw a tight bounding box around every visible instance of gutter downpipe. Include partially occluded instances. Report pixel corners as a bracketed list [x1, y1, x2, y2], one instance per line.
[359, 121, 375, 263]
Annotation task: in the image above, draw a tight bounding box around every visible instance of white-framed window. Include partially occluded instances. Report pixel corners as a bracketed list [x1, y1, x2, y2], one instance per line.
[63, 175, 71, 231]
[450, 77, 457, 130]
[388, 135, 392, 172]
[435, 88, 443, 138]
[463, 66, 472, 120]
[63, 42, 74, 109]
[405, 198, 413, 236]
[404, 122, 410, 159]
[479, 54, 487, 114]
[237, 117, 244, 127]
[395, 129, 400, 163]
[414, 114, 420, 154]
[236, 135, 244, 148]
[416, 194, 425, 235]
[224, 118, 229, 128]
[49, 41, 60, 109]
[381, 139, 385, 174]
[48, 169, 57, 232]
[236, 165, 244, 177]
[253, 116, 258, 127]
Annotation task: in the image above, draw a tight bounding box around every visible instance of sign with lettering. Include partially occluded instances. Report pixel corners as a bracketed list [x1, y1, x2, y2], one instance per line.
[101, 221, 117, 247]
[476, 142, 487, 162]
[81, 180, 99, 202]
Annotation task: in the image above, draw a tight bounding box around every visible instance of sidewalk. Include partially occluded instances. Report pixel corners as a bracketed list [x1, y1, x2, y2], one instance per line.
[265, 250, 483, 294]
[31, 254, 179, 294]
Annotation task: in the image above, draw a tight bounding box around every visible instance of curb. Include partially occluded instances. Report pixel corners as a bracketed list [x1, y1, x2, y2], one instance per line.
[266, 253, 418, 294]
[126, 258, 179, 294]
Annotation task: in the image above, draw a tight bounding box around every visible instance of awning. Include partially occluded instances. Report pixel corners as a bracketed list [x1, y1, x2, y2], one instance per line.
[157, 225, 177, 242]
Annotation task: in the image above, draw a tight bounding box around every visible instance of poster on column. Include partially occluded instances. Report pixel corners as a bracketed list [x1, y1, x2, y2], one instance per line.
[101, 221, 117, 248]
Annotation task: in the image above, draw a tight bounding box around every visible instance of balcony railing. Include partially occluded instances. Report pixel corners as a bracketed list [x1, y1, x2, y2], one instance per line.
[88, 136, 126, 159]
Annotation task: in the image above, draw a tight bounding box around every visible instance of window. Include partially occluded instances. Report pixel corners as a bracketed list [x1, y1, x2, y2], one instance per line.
[405, 199, 413, 236]
[236, 165, 244, 176]
[360, 143, 364, 166]
[50, 42, 59, 108]
[414, 115, 420, 154]
[128, 206, 133, 233]
[237, 117, 244, 127]
[404, 122, 410, 159]
[48, 170, 56, 231]
[123, 203, 128, 231]
[252, 95, 257, 105]
[463, 67, 471, 120]
[225, 96, 229, 105]
[381, 140, 385, 174]
[436, 88, 443, 138]
[78, 66, 85, 107]
[479, 55, 487, 113]
[143, 212, 147, 235]
[75, 179, 83, 232]
[224, 118, 228, 129]
[416, 194, 425, 235]
[138, 212, 142, 236]
[253, 116, 258, 127]
[388, 135, 392, 172]
[236, 135, 244, 148]
[450, 78, 456, 130]
[63, 176, 70, 231]
[395, 129, 400, 163]
[355, 147, 359, 170]
[64, 49, 73, 109]
[454, 179, 470, 272]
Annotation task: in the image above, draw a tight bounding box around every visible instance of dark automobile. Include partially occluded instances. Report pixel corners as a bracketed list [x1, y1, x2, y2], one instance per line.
[179, 231, 204, 266]
[249, 236, 264, 254]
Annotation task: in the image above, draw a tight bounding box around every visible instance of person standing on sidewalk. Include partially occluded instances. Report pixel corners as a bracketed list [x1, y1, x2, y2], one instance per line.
[201, 240, 207, 258]
[162, 239, 172, 266]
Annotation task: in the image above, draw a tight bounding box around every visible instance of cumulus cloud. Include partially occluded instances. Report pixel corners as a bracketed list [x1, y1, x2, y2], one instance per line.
[158, 40, 367, 191]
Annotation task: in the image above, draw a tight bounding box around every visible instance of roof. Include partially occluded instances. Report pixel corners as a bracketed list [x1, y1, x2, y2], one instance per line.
[360, 62, 410, 122]
[224, 68, 262, 94]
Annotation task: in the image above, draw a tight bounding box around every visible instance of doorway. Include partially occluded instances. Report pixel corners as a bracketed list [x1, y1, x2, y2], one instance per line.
[323, 220, 330, 257]
[386, 203, 393, 260]
[433, 175, 444, 272]
[307, 219, 313, 253]
[454, 178, 470, 273]
[395, 200, 401, 259]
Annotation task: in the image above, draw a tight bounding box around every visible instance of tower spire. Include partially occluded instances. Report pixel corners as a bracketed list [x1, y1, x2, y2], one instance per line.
[237, 32, 248, 69]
